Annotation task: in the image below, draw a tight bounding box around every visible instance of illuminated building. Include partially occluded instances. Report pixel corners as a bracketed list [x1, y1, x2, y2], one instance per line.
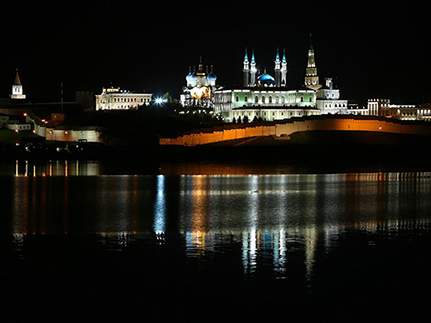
[213, 45, 319, 121]
[214, 88, 319, 122]
[304, 35, 322, 90]
[417, 103, 431, 121]
[10, 69, 26, 100]
[95, 87, 152, 111]
[180, 57, 218, 109]
[367, 98, 417, 120]
[316, 78, 348, 114]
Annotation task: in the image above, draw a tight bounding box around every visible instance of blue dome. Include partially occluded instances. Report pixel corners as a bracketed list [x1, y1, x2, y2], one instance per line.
[207, 72, 217, 81]
[257, 73, 275, 85]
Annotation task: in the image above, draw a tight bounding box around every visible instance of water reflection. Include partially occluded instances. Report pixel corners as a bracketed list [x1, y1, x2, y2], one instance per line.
[4, 171, 431, 279]
[11, 160, 102, 177]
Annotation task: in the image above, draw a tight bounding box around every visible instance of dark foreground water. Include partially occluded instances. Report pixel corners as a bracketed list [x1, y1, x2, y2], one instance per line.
[1, 161, 431, 322]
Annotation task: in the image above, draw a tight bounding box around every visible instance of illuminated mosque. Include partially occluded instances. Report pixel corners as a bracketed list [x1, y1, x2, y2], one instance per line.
[179, 57, 218, 108]
[213, 36, 348, 121]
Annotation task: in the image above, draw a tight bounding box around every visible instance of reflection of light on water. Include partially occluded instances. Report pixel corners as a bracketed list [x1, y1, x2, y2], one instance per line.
[273, 228, 287, 277]
[186, 231, 207, 258]
[305, 227, 317, 283]
[13, 160, 101, 177]
[153, 175, 166, 235]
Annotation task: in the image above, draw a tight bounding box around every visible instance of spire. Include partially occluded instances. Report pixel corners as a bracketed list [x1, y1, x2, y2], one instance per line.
[281, 48, 288, 87]
[11, 68, 26, 99]
[309, 32, 314, 50]
[243, 48, 250, 87]
[14, 68, 21, 85]
[275, 48, 281, 87]
[244, 48, 249, 63]
[305, 33, 321, 90]
[250, 49, 257, 86]
[197, 56, 205, 75]
[275, 47, 280, 62]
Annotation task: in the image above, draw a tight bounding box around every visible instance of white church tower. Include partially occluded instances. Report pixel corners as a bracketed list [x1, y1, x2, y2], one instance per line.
[11, 69, 26, 99]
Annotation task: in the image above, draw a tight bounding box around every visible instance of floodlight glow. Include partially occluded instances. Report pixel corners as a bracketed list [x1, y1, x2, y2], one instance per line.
[155, 97, 166, 105]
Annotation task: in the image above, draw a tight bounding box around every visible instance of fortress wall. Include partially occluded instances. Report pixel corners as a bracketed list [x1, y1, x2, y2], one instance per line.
[159, 117, 431, 146]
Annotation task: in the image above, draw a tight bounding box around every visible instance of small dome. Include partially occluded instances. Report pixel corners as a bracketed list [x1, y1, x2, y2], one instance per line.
[257, 73, 275, 86]
[207, 71, 217, 81]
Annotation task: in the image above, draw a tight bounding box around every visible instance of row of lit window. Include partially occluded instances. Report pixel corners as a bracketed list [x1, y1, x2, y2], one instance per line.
[234, 95, 313, 104]
[112, 97, 150, 103]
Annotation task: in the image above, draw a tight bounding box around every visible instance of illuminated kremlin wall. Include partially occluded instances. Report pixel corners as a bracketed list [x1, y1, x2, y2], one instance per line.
[159, 116, 431, 146]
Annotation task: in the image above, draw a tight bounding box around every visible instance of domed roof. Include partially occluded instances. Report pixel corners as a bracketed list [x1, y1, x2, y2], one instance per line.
[207, 65, 216, 81]
[257, 73, 275, 86]
[207, 71, 217, 81]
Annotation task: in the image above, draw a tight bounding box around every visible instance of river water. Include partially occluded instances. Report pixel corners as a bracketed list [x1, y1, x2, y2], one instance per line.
[0, 160, 430, 321]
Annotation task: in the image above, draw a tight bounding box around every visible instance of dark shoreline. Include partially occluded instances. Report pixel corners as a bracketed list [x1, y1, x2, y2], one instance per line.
[3, 130, 431, 174]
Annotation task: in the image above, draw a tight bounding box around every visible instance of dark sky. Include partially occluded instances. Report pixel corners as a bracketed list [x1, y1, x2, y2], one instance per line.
[1, 0, 429, 105]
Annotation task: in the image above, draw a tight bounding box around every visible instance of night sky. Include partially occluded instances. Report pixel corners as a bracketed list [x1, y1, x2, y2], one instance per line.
[1, 0, 429, 105]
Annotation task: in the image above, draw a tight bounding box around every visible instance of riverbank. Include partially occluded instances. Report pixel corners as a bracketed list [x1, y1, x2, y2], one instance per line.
[2, 130, 431, 172]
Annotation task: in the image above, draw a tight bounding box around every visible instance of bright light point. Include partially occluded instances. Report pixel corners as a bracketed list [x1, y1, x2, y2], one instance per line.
[155, 98, 165, 104]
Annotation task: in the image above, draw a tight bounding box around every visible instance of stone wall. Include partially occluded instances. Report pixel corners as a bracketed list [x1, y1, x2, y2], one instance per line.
[159, 116, 431, 146]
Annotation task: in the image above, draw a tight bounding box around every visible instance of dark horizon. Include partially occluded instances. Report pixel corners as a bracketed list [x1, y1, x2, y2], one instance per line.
[1, 0, 429, 106]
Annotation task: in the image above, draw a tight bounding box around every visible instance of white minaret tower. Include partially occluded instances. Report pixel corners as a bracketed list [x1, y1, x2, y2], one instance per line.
[281, 49, 288, 87]
[243, 48, 250, 87]
[11, 68, 26, 99]
[274, 48, 281, 87]
[250, 49, 257, 86]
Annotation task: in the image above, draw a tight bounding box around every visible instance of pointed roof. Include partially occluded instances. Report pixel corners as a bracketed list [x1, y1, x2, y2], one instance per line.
[275, 47, 280, 62]
[14, 68, 22, 86]
[251, 49, 256, 64]
[309, 32, 314, 50]
[244, 48, 249, 63]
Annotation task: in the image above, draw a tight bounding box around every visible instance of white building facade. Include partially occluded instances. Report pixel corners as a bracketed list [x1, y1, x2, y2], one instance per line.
[95, 87, 152, 111]
[214, 88, 318, 121]
[316, 78, 348, 114]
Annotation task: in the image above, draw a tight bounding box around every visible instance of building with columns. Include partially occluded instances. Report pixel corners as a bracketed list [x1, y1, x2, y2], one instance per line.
[95, 87, 152, 111]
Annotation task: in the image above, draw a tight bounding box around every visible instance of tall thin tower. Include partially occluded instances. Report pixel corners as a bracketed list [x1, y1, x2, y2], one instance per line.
[274, 48, 281, 87]
[281, 49, 287, 87]
[11, 68, 26, 99]
[243, 48, 250, 87]
[304, 33, 322, 90]
[250, 50, 257, 86]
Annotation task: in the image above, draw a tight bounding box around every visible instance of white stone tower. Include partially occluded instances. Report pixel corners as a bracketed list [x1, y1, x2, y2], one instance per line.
[11, 68, 26, 99]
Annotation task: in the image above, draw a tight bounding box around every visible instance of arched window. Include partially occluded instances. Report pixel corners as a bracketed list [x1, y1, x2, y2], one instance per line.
[255, 96, 258, 103]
